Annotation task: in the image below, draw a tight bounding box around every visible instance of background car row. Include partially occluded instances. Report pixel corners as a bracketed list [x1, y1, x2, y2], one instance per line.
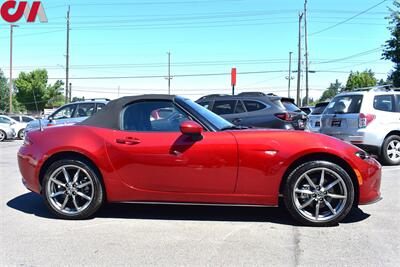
[0, 114, 34, 141]
[10, 87, 400, 165]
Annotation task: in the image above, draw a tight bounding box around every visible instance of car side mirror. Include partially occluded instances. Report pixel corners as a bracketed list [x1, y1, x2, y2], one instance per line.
[180, 121, 203, 140]
[48, 116, 54, 122]
[9, 121, 15, 125]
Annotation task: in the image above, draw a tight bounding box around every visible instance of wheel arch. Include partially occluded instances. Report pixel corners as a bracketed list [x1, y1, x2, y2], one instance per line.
[38, 151, 107, 200]
[383, 130, 400, 141]
[279, 152, 359, 206]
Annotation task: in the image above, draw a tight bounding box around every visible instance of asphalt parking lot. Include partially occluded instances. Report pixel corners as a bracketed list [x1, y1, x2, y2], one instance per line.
[0, 140, 399, 267]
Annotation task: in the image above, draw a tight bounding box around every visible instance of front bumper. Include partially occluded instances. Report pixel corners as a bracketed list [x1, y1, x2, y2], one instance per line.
[18, 145, 41, 194]
[357, 157, 382, 205]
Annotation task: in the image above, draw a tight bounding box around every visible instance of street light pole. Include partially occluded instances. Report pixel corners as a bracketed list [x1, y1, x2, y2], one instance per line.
[167, 52, 171, 95]
[287, 51, 293, 98]
[304, 0, 310, 106]
[296, 12, 304, 106]
[9, 24, 18, 114]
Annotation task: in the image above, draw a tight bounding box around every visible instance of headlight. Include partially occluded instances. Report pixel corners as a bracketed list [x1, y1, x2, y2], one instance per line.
[23, 134, 33, 145]
[355, 150, 370, 160]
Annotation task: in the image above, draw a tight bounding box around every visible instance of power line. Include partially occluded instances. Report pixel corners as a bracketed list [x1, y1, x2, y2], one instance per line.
[309, 0, 388, 36]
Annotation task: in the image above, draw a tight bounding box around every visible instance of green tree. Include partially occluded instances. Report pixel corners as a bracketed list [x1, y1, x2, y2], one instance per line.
[319, 79, 343, 102]
[383, 1, 400, 86]
[344, 70, 377, 91]
[14, 69, 64, 112]
[0, 69, 24, 113]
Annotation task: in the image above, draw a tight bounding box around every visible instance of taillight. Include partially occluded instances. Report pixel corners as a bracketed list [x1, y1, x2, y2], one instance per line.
[275, 112, 294, 121]
[359, 113, 375, 128]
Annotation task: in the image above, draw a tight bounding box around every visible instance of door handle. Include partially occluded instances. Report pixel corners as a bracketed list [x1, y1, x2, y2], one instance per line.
[116, 137, 141, 145]
[232, 118, 242, 123]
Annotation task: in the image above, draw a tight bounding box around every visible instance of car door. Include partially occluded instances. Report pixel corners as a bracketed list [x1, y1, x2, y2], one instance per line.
[72, 102, 96, 124]
[49, 104, 77, 126]
[105, 100, 238, 194]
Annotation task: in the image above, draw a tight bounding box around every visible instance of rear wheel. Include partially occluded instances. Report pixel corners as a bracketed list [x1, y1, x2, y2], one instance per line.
[381, 135, 400, 165]
[42, 159, 104, 219]
[283, 161, 354, 226]
[0, 130, 5, 142]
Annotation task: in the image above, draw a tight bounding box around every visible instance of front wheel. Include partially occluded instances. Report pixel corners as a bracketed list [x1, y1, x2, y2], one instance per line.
[283, 161, 354, 226]
[42, 159, 104, 219]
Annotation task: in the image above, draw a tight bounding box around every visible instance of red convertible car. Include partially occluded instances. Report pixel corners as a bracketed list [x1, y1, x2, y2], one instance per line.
[18, 95, 382, 226]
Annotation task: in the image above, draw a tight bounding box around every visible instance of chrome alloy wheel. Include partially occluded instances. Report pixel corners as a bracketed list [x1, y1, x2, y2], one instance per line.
[46, 165, 94, 215]
[292, 167, 348, 223]
[387, 140, 400, 162]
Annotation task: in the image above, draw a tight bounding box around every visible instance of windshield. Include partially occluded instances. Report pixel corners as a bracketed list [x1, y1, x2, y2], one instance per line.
[176, 97, 233, 130]
[324, 95, 363, 114]
[311, 103, 328, 115]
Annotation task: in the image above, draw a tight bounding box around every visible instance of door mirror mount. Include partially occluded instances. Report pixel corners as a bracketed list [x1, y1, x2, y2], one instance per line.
[180, 121, 203, 140]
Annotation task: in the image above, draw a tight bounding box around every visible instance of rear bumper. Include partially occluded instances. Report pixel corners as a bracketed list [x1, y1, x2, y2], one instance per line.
[320, 129, 384, 149]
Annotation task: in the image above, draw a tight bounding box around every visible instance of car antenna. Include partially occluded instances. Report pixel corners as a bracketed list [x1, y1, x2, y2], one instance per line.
[31, 87, 43, 131]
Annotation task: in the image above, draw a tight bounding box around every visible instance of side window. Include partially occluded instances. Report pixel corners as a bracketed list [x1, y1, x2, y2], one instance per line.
[396, 95, 400, 111]
[197, 101, 212, 110]
[52, 105, 77, 120]
[96, 103, 106, 112]
[0, 117, 10, 124]
[10, 116, 20, 122]
[76, 103, 96, 117]
[22, 116, 33, 122]
[244, 100, 267, 112]
[235, 101, 246, 113]
[374, 95, 394, 112]
[122, 101, 190, 132]
[212, 100, 236, 115]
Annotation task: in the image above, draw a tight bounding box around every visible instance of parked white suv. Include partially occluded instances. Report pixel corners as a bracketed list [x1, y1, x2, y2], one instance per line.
[320, 87, 400, 165]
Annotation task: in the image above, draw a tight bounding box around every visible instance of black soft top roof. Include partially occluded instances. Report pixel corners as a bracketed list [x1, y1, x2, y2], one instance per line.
[79, 94, 175, 130]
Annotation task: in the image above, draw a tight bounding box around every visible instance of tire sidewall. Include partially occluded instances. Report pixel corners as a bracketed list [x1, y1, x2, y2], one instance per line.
[18, 129, 25, 140]
[283, 161, 355, 226]
[0, 130, 5, 142]
[42, 159, 104, 220]
[381, 135, 400, 166]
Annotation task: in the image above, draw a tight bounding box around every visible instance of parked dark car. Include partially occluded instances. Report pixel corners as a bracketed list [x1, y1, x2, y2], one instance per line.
[196, 92, 307, 130]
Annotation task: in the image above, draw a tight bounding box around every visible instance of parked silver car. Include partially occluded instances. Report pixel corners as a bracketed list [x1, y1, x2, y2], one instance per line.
[320, 87, 400, 165]
[0, 123, 16, 142]
[306, 102, 329, 132]
[0, 115, 27, 139]
[25, 99, 109, 133]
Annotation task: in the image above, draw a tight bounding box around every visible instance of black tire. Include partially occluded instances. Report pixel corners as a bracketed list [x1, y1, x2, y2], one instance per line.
[0, 130, 6, 142]
[283, 161, 354, 227]
[380, 135, 400, 166]
[18, 129, 25, 140]
[42, 159, 104, 219]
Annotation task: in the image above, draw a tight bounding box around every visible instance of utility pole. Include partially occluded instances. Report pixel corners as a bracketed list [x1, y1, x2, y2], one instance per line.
[296, 12, 303, 106]
[286, 52, 293, 98]
[65, 5, 70, 103]
[304, 0, 309, 106]
[9, 25, 18, 113]
[69, 83, 72, 102]
[166, 52, 171, 94]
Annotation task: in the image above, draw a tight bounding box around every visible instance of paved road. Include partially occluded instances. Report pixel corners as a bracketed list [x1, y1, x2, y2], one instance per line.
[1, 140, 399, 266]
